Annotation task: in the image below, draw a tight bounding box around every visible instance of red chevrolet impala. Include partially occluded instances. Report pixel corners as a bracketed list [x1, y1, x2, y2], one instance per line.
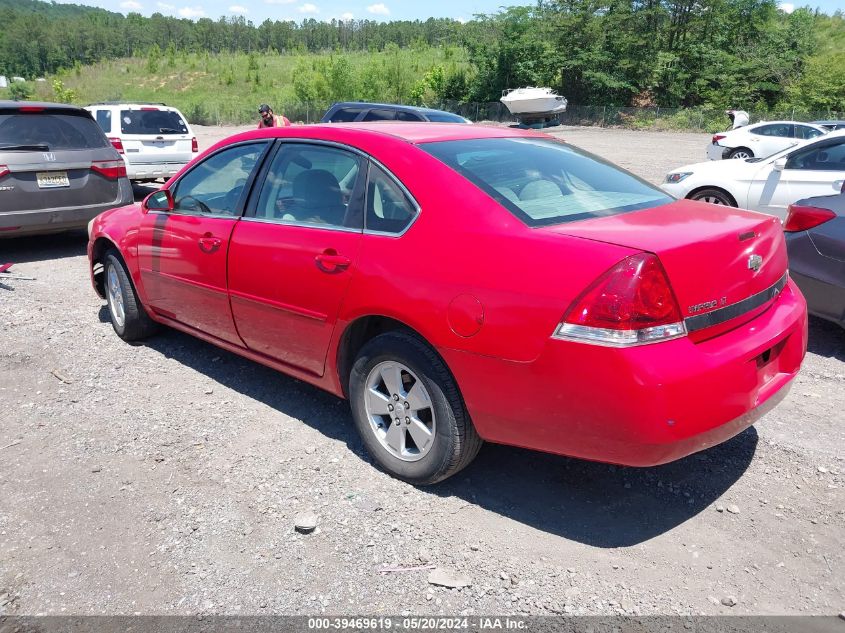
[87, 123, 807, 484]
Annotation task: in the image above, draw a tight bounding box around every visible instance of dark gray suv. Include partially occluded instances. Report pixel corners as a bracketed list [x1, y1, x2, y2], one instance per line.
[321, 102, 471, 124]
[0, 101, 133, 237]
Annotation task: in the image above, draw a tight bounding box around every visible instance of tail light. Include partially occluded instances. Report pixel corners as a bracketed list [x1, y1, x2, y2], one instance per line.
[108, 137, 125, 154]
[0, 165, 9, 179]
[783, 204, 836, 232]
[91, 160, 127, 180]
[553, 253, 686, 346]
[712, 134, 726, 144]
[191, 137, 199, 153]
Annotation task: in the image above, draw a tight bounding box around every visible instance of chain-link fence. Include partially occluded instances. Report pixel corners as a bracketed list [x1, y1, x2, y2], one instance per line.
[186, 100, 844, 133]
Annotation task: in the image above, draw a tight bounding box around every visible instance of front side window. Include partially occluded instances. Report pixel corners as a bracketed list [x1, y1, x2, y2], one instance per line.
[365, 163, 417, 233]
[170, 142, 266, 216]
[0, 113, 110, 150]
[120, 109, 189, 135]
[253, 143, 363, 229]
[786, 140, 845, 171]
[755, 123, 792, 137]
[422, 137, 672, 227]
[794, 125, 824, 140]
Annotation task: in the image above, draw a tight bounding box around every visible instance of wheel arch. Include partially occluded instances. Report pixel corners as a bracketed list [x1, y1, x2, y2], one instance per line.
[90, 236, 122, 299]
[686, 186, 738, 207]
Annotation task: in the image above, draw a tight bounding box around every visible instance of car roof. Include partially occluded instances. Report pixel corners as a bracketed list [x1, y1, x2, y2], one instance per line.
[0, 100, 87, 112]
[747, 120, 826, 127]
[218, 122, 542, 150]
[811, 120, 845, 125]
[85, 102, 179, 110]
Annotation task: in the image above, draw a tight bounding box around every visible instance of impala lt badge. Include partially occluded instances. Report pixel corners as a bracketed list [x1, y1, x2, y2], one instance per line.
[748, 254, 763, 271]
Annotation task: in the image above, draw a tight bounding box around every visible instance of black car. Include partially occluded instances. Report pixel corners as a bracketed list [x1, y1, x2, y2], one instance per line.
[784, 187, 845, 328]
[0, 101, 133, 237]
[811, 120, 845, 132]
[321, 102, 471, 124]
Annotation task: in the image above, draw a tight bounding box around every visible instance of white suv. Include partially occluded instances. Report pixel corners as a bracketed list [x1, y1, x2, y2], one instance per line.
[86, 102, 198, 181]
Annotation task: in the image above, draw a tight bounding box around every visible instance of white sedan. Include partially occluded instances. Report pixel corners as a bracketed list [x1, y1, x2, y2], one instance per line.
[705, 120, 828, 160]
[664, 130, 845, 220]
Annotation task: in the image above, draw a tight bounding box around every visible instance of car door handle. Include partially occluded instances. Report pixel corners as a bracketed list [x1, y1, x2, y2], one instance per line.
[198, 234, 222, 252]
[315, 250, 350, 272]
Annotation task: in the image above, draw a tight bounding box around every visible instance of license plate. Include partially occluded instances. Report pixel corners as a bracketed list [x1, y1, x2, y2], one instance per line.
[36, 171, 70, 188]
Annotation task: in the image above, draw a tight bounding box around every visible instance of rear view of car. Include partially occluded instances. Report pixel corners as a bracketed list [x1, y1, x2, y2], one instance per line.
[86, 103, 198, 182]
[0, 101, 133, 237]
[784, 189, 845, 328]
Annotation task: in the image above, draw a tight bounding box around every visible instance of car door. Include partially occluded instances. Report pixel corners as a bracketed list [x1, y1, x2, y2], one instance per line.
[227, 141, 365, 375]
[781, 137, 845, 205]
[137, 141, 269, 344]
[752, 123, 796, 158]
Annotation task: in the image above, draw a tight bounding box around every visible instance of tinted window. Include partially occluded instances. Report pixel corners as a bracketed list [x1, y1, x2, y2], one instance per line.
[329, 107, 363, 122]
[171, 143, 266, 216]
[120, 109, 188, 135]
[95, 110, 111, 133]
[396, 111, 424, 122]
[786, 140, 845, 171]
[0, 113, 110, 150]
[253, 143, 363, 229]
[362, 109, 396, 122]
[422, 138, 672, 227]
[365, 162, 417, 233]
[425, 112, 467, 123]
[754, 123, 791, 137]
[795, 125, 824, 140]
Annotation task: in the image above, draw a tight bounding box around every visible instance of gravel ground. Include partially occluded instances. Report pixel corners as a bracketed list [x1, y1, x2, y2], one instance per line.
[0, 125, 843, 617]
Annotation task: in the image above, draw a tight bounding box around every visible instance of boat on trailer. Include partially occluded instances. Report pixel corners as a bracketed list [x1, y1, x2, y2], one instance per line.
[500, 87, 568, 116]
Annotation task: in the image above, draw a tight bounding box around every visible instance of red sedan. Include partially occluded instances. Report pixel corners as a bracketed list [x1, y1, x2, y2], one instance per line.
[87, 123, 808, 484]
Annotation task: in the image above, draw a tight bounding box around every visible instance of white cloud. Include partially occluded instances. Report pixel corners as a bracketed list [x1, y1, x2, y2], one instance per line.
[298, 2, 318, 13]
[779, 2, 794, 12]
[157, 1, 175, 9]
[454, 16, 467, 23]
[367, 3, 389, 15]
[341, 11, 353, 20]
[120, 0, 142, 8]
[265, 0, 296, 3]
[178, 5, 205, 17]
[229, 4, 248, 12]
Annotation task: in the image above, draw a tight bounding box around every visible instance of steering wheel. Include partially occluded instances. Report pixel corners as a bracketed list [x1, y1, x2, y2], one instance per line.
[178, 195, 212, 215]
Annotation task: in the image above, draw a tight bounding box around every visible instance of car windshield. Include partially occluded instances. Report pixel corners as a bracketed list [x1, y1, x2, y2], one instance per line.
[120, 109, 188, 135]
[422, 137, 672, 226]
[0, 113, 110, 150]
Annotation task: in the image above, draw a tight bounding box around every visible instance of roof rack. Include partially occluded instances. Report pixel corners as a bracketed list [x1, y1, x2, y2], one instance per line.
[86, 101, 168, 106]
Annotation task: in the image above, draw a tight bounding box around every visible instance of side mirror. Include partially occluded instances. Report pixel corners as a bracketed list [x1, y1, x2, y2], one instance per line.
[773, 158, 787, 172]
[143, 189, 174, 212]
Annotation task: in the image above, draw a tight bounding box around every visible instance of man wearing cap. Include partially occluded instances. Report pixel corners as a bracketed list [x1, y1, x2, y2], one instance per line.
[257, 104, 291, 128]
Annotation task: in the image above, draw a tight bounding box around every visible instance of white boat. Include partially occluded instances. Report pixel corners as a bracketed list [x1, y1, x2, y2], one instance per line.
[500, 87, 568, 116]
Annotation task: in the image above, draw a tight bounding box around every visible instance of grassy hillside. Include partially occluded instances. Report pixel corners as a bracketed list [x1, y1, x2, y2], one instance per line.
[1, 47, 469, 124]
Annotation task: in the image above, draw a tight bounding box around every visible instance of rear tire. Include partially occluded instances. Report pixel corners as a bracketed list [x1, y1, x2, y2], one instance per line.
[349, 330, 483, 485]
[728, 147, 753, 159]
[104, 250, 158, 342]
[689, 188, 736, 207]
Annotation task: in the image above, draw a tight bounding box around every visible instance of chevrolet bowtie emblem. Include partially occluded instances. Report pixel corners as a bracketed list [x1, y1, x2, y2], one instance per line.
[748, 254, 763, 271]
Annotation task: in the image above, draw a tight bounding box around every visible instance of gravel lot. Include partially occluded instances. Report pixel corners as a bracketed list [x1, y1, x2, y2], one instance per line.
[0, 126, 843, 617]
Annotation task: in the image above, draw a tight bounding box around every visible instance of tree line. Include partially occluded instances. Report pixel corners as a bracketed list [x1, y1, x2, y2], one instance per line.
[0, 0, 842, 112]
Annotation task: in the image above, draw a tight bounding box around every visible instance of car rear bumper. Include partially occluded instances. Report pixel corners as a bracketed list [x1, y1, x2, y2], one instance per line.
[706, 143, 729, 160]
[0, 184, 133, 237]
[441, 279, 807, 466]
[125, 162, 188, 181]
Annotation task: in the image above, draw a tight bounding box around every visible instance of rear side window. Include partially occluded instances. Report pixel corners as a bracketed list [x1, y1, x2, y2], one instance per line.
[0, 112, 110, 150]
[363, 109, 396, 121]
[329, 108, 363, 122]
[422, 138, 672, 227]
[120, 109, 188, 135]
[396, 111, 423, 122]
[365, 162, 417, 233]
[94, 110, 112, 133]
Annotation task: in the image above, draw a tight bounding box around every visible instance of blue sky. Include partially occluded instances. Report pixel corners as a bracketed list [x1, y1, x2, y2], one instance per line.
[61, 0, 843, 23]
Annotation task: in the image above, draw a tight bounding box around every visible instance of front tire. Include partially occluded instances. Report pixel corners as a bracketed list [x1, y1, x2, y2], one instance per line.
[690, 188, 736, 206]
[104, 250, 158, 342]
[349, 331, 482, 485]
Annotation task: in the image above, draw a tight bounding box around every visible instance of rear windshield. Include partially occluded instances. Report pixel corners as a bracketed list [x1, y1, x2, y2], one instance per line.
[421, 137, 672, 226]
[425, 112, 467, 123]
[0, 112, 110, 150]
[120, 109, 188, 135]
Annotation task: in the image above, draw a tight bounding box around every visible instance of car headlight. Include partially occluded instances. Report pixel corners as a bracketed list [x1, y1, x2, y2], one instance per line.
[665, 172, 693, 184]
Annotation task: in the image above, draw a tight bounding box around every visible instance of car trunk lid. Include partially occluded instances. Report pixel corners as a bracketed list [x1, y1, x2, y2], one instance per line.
[544, 199, 788, 337]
